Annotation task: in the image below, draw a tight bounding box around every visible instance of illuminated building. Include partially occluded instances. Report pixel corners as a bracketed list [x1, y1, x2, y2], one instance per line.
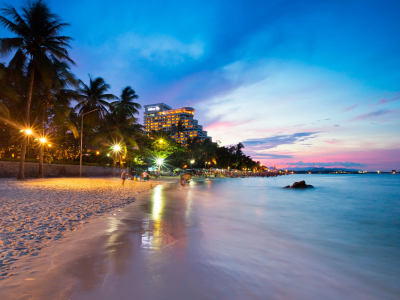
[144, 103, 211, 145]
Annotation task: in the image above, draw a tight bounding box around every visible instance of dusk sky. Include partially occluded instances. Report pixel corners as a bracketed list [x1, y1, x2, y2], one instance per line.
[3, 0, 400, 170]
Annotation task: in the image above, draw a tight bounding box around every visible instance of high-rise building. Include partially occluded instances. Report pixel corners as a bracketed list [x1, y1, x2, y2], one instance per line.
[143, 103, 211, 145]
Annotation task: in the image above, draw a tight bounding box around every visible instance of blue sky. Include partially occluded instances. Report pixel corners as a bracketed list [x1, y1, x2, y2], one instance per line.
[2, 0, 400, 170]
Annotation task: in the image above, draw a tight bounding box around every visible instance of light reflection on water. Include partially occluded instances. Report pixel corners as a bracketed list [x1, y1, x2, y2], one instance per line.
[137, 175, 400, 300]
[152, 184, 163, 220]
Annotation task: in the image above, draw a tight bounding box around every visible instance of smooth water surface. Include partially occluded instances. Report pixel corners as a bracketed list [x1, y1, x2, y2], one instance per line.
[181, 174, 400, 299]
[2, 174, 399, 300]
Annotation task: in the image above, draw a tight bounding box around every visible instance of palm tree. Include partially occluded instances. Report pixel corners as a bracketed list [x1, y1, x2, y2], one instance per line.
[35, 64, 78, 178]
[172, 120, 185, 143]
[75, 76, 117, 120]
[98, 107, 139, 167]
[227, 145, 236, 170]
[75, 76, 117, 158]
[111, 86, 140, 118]
[0, 0, 75, 179]
[0, 62, 18, 117]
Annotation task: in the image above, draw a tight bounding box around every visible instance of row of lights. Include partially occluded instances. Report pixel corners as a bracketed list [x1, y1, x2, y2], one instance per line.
[22, 129, 51, 147]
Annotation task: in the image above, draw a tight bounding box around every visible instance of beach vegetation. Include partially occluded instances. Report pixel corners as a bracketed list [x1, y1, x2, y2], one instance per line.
[0, 0, 260, 176]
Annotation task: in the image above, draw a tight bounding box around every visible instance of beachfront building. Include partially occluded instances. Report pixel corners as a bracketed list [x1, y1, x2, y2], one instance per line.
[143, 103, 211, 146]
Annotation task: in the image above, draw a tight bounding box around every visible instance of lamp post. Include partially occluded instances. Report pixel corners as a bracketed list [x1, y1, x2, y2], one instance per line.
[112, 144, 122, 175]
[190, 159, 195, 169]
[80, 109, 98, 177]
[38, 137, 46, 178]
[156, 158, 164, 171]
[25, 129, 32, 178]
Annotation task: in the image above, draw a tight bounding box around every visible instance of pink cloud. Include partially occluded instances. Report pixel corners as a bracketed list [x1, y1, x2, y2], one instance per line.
[341, 103, 357, 112]
[370, 96, 400, 107]
[259, 148, 400, 171]
[323, 139, 339, 144]
[350, 109, 398, 121]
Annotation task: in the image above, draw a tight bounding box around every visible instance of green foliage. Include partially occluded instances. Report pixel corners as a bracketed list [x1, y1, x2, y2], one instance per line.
[0, 1, 259, 176]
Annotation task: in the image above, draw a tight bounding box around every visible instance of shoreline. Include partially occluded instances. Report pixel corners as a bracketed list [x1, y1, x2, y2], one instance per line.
[0, 177, 172, 279]
[0, 179, 182, 299]
[1, 176, 399, 299]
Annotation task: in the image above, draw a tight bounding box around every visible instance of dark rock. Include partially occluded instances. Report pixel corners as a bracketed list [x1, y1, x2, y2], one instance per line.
[284, 180, 314, 189]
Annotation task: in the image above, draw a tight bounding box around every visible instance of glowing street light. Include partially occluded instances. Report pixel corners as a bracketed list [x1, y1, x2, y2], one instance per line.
[156, 157, 164, 171]
[39, 137, 46, 143]
[113, 144, 121, 152]
[25, 129, 32, 135]
[159, 139, 164, 144]
[96, 151, 100, 155]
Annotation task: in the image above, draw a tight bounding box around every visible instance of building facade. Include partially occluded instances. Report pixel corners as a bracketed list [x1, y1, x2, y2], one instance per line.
[143, 103, 211, 145]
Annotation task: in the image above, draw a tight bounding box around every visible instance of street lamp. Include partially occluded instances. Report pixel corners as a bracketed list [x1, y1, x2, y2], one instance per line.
[80, 109, 99, 177]
[113, 144, 121, 152]
[190, 159, 195, 169]
[159, 139, 164, 144]
[156, 157, 164, 171]
[24, 129, 33, 177]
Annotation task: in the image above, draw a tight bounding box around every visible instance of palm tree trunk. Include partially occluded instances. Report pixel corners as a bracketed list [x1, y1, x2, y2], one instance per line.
[17, 63, 35, 180]
[38, 144, 43, 178]
[38, 109, 45, 178]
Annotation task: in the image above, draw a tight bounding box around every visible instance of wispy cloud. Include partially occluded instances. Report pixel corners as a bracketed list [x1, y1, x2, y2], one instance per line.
[351, 109, 398, 121]
[285, 161, 367, 167]
[374, 96, 400, 106]
[242, 132, 319, 149]
[342, 103, 357, 112]
[117, 33, 204, 65]
[323, 139, 339, 144]
[251, 153, 293, 159]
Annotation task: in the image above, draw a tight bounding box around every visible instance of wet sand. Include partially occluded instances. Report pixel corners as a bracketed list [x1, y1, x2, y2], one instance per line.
[0, 178, 162, 279]
[0, 180, 186, 300]
[1, 177, 398, 300]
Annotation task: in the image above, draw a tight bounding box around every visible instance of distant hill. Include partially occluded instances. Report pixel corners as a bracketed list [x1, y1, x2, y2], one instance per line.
[283, 167, 361, 172]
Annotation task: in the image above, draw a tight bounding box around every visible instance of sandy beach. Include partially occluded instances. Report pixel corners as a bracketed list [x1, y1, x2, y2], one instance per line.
[0, 177, 164, 279]
[0, 176, 399, 300]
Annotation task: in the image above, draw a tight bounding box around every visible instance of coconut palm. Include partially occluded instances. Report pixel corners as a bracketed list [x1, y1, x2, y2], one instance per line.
[0, 0, 75, 179]
[35, 63, 78, 178]
[97, 108, 139, 167]
[75, 76, 117, 121]
[111, 86, 141, 118]
[0, 62, 18, 117]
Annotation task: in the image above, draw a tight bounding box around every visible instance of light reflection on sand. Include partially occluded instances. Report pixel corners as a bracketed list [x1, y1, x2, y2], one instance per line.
[0, 176, 399, 300]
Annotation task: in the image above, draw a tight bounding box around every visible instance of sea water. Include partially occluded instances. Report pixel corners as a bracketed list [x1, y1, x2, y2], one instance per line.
[157, 174, 400, 300]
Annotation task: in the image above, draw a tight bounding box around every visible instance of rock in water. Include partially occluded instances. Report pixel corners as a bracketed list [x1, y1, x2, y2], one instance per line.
[283, 180, 314, 189]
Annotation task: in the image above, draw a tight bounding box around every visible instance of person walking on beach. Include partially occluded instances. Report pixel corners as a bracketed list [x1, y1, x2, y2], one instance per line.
[142, 171, 149, 181]
[180, 173, 186, 186]
[121, 170, 127, 186]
